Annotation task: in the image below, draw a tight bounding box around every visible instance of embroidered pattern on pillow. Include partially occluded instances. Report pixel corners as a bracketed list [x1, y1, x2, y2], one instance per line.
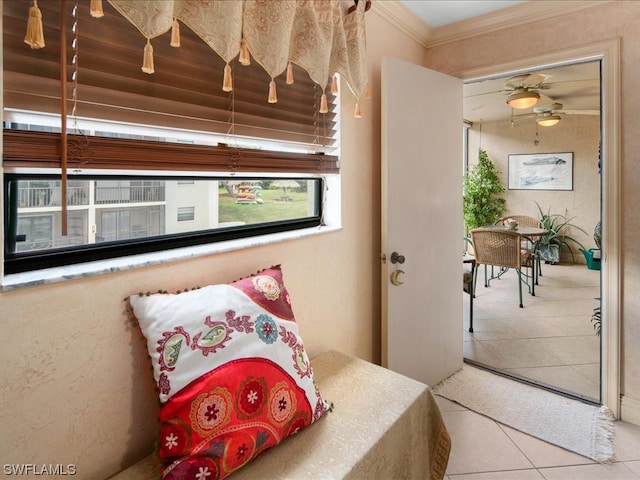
[128, 265, 330, 480]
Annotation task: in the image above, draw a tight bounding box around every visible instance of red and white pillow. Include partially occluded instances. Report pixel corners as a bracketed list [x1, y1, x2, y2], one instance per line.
[128, 265, 330, 479]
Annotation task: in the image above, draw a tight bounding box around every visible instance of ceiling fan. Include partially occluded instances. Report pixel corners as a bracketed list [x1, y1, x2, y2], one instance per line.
[501, 102, 560, 127]
[533, 103, 564, 126]
[465, 72, 555, 112]
[464, 63, 601, 124]
[506, 101, 599, 127]
[498, 72, 601, 125]
[469, 72, 599, 106]
[504, 73, 550, 109]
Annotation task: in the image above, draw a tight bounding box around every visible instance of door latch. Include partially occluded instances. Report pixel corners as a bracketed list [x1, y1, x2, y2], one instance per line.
[390, 269, 405, 286]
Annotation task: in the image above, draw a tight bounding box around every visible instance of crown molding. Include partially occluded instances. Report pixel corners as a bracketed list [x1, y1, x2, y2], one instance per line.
[371, 1, 432, 48]
[373, 1, 613, 49]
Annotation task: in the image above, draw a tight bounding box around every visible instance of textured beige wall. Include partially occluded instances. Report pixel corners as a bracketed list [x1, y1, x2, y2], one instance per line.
[424, 0, 640, 421]
[0, 10, 426, 480]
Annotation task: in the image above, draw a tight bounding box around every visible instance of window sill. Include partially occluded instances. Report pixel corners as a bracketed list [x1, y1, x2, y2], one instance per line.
[1, 225, 341, 291]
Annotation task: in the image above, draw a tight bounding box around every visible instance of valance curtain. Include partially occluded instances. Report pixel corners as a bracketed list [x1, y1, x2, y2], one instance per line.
[105, 0, 369, 114]
[10, 0, 364, 234]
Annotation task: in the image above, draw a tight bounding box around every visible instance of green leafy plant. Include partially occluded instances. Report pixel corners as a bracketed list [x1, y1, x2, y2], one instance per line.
[592, 301, 601, 336]
[535, 202, 588, 262]
[463, 149, 506, 234]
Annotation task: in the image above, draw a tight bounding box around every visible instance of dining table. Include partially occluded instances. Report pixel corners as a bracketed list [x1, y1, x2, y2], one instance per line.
[485, 225, 549, 295]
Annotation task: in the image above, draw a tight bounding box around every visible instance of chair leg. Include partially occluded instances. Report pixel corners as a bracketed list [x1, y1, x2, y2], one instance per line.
[472, 267, 478, 298]
[518, 269, 524, 308]
[537, 254, 543, 278]
[468, 289, 474, 333]
[531, 262, 536, 296]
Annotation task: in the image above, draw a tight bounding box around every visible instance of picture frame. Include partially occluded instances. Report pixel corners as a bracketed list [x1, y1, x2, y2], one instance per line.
[508, 152, 574, 190]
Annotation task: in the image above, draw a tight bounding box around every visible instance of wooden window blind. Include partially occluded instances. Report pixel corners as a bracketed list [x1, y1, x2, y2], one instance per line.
[2, 0, 339, 172]
[2, 129, 339, 174]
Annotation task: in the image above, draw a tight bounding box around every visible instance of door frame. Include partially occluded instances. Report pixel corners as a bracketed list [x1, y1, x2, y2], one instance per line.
[458, 39, 621, 418]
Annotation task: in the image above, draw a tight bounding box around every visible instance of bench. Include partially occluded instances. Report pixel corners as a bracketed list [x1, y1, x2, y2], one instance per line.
[109, 350, 451, 479]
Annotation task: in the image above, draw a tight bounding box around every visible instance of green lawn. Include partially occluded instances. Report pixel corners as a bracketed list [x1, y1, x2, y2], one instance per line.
[219, 187, 310, 224]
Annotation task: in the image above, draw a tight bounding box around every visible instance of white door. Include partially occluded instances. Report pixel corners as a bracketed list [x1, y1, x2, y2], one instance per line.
[381, 56, 463, 387]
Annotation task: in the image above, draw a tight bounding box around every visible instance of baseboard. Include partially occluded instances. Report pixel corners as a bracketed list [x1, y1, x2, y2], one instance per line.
[620, 395, 640, 426]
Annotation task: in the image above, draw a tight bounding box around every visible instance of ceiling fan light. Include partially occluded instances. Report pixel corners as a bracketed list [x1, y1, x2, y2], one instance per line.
[537, 114, 562, 127]
[507, 90, 540, 109]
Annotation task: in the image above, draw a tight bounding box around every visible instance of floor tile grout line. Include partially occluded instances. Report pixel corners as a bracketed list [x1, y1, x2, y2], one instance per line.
[464, 263, 601, 399]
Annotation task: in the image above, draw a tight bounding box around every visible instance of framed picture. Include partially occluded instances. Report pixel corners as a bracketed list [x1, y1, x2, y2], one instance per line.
[508, 152, 573, 190]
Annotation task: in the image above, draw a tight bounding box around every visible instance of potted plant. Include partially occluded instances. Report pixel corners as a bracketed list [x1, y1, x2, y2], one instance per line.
[535, 202, 588, 263]
[591, 301, 601, 336]
[463, 149, 506, 235]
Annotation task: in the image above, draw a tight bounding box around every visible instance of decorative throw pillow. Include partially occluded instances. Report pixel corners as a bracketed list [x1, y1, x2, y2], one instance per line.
[128, 265, 330, 480]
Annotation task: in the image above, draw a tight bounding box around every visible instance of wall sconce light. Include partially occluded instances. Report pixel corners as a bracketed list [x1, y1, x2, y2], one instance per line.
[536, 113, 561, 127]
[506, 89, 540, 109]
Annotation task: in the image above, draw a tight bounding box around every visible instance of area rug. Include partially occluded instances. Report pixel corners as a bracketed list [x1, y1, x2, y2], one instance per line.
[433, 365, 616, 462]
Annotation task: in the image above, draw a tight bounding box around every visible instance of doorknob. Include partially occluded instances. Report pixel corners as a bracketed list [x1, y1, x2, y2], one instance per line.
[390, 251, 405, 264]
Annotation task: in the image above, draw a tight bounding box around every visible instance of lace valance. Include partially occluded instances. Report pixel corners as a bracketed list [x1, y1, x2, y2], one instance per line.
[25, 0, 369, 116]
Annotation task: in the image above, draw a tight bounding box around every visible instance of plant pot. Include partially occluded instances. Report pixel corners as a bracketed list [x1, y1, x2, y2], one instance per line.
[593, 220, 602, 249]
[539, 244, 560, 263]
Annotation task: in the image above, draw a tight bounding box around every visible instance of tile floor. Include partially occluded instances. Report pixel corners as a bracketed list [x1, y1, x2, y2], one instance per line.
[437, 395, 640, 479]
[463, 262, 601, 401]
[446, 262, 640, 479]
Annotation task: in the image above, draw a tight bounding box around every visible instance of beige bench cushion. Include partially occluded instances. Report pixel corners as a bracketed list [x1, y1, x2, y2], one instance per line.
[110, 350, 451, 480]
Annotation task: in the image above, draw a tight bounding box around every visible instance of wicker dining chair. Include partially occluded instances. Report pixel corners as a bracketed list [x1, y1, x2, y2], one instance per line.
[495, 215, 541, 229]
[470, 227, 534, 308]
[495, 214, 544, 280]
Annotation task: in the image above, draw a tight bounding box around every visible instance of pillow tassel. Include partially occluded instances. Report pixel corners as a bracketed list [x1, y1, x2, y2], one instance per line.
[24, 0, 45, 49]
[170, 17, 181, 47]
[268, 79, 277, 104]
[239, 38, 251, 66]
[331, 74, 339, 94]
[319, 93, 328, 114]
[90, 0, 104, 18]
[141, 39, 154, 74]
[286, 62, 294, 85]
[354, 101, 362, 118]
[223, 63, 233, 92]
[364, 81, 371, 99]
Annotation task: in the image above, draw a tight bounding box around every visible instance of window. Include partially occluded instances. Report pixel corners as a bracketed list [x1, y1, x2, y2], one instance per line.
[17, 215, 53, 252]
[2, 1, 340, 276]
[4, 172, 324, 274]
[177, 207, 195, 222]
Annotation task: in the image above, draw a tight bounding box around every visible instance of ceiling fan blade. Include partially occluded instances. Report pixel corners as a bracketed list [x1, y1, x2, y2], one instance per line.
[504, 73, 548, 89]
[537, 93, 555, 106]
[543, 79, 600, 90]
[558, 109, 600, 116]
[534, 102, 564, 113]
[511, 111, 537, 119]
[465, 88, 509, 98]
[499, 113, 535, 127]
